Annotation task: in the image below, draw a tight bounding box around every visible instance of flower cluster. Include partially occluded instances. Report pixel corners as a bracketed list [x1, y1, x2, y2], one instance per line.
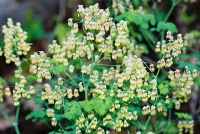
[169, 67, 197, 103]
[156, 32, 184, 68]
[5, 76, 35, 106]
[112, 0, 134, 15]
[49, 3, 137, 63]
[75, 114, 111, 134]
[178, 120, 194, 134]
[30, 51, 51, 81]
[1, 18, 31, 66]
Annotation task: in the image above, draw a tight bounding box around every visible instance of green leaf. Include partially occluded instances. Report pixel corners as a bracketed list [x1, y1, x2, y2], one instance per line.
[26, 75, 37, 83]
[65, 111, 75, 120]
[50, 62, 67, 75]
[115, 13, 127, 22]
[129, 105, 142, 116]
[141, 23, 149, 29]
[34, 97, 44, 105]
[175, 112, 192, 120]
[129, 12, 143, 25]
[158, 84, 164, 89]
[55, 23, 69, 43]
[24, 10, 45, 42]
[195, 77, 200, 86]
[149, 14, 156, 26]
[65, 101, 82, 120]
[157, 22, 178, 33]
[133, 0, 140, 6]
[80, 101, 93, 113]
[0, 77, 7, 87]
[104, 97, 113, 110]
[177, 61, 198, 71]
[26, 109, 45, 122]
[194, 53, 200, 59]
[158, 84, 169, 95]
[181, 12, 196, 24]
[104, 53, 111, 61]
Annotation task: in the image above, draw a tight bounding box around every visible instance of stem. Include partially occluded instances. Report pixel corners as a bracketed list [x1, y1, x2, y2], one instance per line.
[156, 69, 160, 78]
[65, 72, 78, 86]
[0, 104, 20, 134]
[141, 29, 155, 51]
[164, 0, 181, 23]
[0, 108, 12, 124]
[80, 59, 86, 100]
[96, 63, 122, 67]
[85, 87, 88, 100]
[13, 123, 20, 134]
[144, 115, 151, 132]
[15, 104, 20, 124]
[13, 104, 20, 134]
[164, 3, 175, 22]
[59, 122, 64, 130]
[83, 42, 95, 100]
[164, 110, 171, 134]
[44, 122, 52, 129]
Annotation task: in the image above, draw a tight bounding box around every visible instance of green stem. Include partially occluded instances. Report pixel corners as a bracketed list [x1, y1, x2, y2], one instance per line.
[13, 104, 20, 134]
[15, 104, 20, 123]
[164, 3, 175, 22]
[85, 87, 88, 100]
[80, 59, 86, 100]
[0, 108, 12, 124]
[164, 0, 181, 23]
[44, 122, 52, 129]
[96, 63, 121, 67]
[13, 123, 20, 134]
[156, 69, 160, 78]
[0, 104, 20, 134]
[144, 115, 151, 132]
[65, 72, 78, 86]
[141, 29, 155, 51]
[164, 110, 171, 134]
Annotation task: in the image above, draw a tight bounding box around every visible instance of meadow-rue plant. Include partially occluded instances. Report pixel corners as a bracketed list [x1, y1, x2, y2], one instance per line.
[0, 2, 198, 134]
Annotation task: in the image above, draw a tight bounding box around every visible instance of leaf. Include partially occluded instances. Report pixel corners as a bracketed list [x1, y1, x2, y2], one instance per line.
[175, 112, 192, 120]
[115, 13, 127, 22]
[80, 101, 93, 113]
[50, 62, 67, 75]
[195, 77, 200, 86]
[149, 14, 156, 26]
[129, 105, 142, 116]
[55, 114, 66, 120]
[64, 101, 82, 120]
[92, 100, 107, 116]
[26, 75, 37, 83]
[158, 84, 169, 95]
[133, 0, 140, 6]
[141, 23, 149, 29]
[24, 10, 45, 42]
[194, 53, 200, 59]
[177, 61, 198, 71]
[157, 22, 178, 33]
[55, 23, 69, 43]
[34, 97, 44, 105]
[65, 112, 75, 120]
[181, 12, 196, 24]
[104, 53, 111, 61]
[104, 97, 113, 110]
[26, 109, 45, 122]
[0, 77, 7, 86]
